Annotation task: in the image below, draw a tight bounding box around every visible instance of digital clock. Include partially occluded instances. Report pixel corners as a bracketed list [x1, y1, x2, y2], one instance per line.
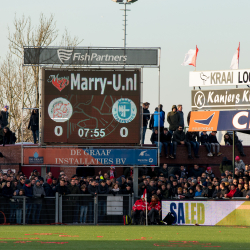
[42, 69, 141, 144]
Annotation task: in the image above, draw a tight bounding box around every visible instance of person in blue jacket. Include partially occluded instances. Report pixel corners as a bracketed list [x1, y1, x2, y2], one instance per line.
[153, 105, 165, 133]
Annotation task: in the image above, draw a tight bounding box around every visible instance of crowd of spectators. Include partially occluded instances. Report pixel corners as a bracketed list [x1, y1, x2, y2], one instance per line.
[1, 158, 250, 225]
[142, 103, 246, 159]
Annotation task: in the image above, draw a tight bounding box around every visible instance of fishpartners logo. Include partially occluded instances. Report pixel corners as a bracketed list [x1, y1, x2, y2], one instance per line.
[112, 98, 137, 123]
[57, 49, 73, 63]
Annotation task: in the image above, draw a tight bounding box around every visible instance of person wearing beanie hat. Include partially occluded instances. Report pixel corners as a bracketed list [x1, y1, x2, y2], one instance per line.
[235, 156, 245, 172]
[47, 178, 52, 185]
[25, 179, 31, 185]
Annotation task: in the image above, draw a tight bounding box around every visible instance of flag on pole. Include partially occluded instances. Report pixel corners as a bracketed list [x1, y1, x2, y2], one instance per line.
[181, 45, 199, 67]
[230, 42, 240, 70]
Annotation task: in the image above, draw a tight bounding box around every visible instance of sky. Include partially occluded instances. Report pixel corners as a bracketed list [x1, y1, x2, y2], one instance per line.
[1, 0, 250, 129]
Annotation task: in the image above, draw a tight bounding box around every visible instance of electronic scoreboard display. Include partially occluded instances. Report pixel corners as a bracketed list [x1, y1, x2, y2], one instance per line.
[42, 69, 141, 144]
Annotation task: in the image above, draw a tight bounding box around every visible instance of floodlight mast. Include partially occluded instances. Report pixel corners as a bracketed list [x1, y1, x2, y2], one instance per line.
[112, 0, 138, 49]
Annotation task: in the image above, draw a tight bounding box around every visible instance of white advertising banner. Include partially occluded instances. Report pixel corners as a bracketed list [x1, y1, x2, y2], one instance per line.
[189, 69, 250, 87]
[162, 200, 250, 226]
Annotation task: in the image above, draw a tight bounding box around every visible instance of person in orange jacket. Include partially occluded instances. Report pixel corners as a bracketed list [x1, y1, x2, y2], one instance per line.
[148, 194, 161, 224]
[224, 184, 236, 198]
[132, 195, 148, 225]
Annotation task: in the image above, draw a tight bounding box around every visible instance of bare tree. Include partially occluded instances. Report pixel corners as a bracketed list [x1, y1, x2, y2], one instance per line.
[0, 13, 83, 142]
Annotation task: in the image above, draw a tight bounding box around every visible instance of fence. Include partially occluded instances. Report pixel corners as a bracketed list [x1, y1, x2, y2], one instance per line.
[0, 194, 132, 225]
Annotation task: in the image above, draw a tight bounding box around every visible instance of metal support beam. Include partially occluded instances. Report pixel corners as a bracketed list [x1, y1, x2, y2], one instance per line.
[41, 166, 46, 181]
[133, 166, 138, 198]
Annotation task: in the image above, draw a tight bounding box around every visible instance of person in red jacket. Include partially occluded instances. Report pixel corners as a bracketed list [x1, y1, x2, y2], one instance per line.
[147, 195, 161, 224]
[224, 184, 236, 198]
[132, 195, 148, 225]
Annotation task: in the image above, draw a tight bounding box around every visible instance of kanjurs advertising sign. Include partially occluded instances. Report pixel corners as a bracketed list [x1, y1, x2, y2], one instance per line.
[42, 69, 140, 144]
[188, 110, 250, 131]
[162, 200, 250, 226]
[189, 69, 250, 87]
[23, 148, 157, 166]
[192, 89, 250, 110]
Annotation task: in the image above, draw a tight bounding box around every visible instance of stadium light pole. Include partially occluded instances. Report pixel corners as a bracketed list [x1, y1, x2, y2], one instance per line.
[112, 0, 138, 49]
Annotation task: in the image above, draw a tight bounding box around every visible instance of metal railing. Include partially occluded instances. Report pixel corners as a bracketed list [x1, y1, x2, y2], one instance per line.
[0, 194, 132, 225]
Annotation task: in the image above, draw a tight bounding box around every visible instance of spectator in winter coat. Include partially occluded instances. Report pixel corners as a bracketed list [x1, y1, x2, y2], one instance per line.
[55, 179, 70, 195]
[147, 195, 161, 224]
[3, 127, 14, 145]
[167, 105, 180, 134]
[185, 131, 200, 158]
[43, 178, 56, 197]
[242, 184, 249, 197]
[28, 109, 39, 144]
[200, 131, 213, 157]
[23, 179, 33, 224]
[172, 126, 193, 159]
[177, 104, 184, 128]
[234, 156, 245, 172]
[194, 184, 202, 197]
[219, 157, 233, 173]
[98, 180, 109, 222]
[205, 167, 215, 179]
[208, 131, 222, 156]
[153, 105, 165, 133]
[224, 132, 246, 156]
[189, 165, 204, 179]
[32, 179, 45, 224]
[225, 184, 237, 198]
[0, 106, 9, 128]
[150, 129, 162, 155]
[107, 167, 117, 179]
[159, 164, 168, 178]
[132, 195, 148, 225]
[161, 128, 173, 158]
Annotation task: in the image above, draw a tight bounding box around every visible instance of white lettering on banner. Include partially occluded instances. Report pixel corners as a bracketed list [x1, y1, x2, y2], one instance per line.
[70, 73, 137, 94]
[232, 111, 249, 129]
[70, 52, 127, 62]
[189, 69, 250, 87]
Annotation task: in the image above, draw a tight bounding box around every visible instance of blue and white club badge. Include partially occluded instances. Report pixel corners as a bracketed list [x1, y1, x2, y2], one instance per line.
[112, 98, 137, 123]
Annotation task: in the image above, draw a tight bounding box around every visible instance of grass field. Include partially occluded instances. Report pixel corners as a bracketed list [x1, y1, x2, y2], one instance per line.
[0, 225, 250, 249]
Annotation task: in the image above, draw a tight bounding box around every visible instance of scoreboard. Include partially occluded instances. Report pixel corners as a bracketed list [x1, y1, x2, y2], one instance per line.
[42, 69, 141, 144]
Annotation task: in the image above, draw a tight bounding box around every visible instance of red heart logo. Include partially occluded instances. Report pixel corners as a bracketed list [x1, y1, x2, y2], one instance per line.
[52, 77, 69, 92]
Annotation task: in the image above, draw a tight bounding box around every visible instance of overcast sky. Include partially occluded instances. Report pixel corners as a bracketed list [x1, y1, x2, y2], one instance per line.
[1, 0, 250, 127]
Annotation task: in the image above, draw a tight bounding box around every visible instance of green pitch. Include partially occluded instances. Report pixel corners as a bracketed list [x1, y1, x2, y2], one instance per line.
[0, 225, 250, 249]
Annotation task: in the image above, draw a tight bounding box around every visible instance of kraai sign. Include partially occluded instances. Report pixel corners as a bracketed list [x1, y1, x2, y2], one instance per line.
[192, 89, 250, 110]
[189, 69, 250, 87]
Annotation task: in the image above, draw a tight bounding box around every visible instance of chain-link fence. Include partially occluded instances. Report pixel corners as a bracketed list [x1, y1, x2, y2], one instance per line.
[0, 194, 132, 225]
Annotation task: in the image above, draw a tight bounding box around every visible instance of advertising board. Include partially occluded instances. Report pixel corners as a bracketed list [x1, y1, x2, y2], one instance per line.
[23, 147, 158, 166]
[162, 200, 250, 226]
[24, 47, 158, 66]
[189, 69, 250, 87]
[42, 68, 140, 144]
[192, 89, 250, 110]
[188, 110, 250, 131]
